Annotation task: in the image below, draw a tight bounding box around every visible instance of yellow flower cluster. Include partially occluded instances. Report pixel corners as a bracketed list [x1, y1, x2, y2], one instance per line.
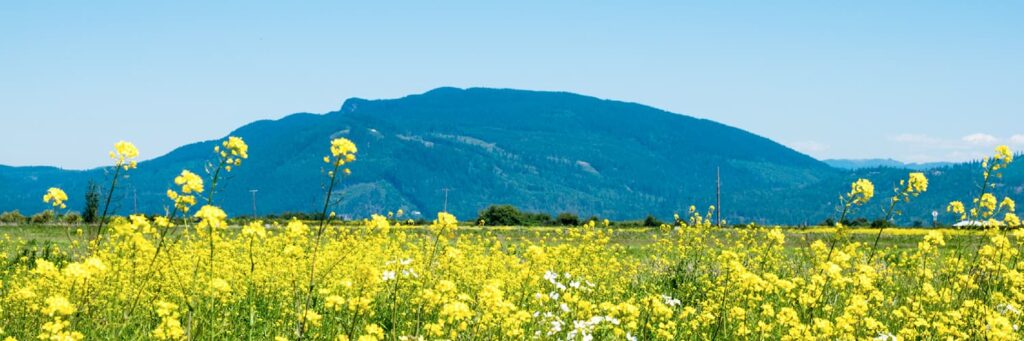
[324, 137, 358, 176]
[166, 170, 204, 212]
[42, 187, 68, 209]
[151, 300, 185, 340]
[194, 205, 228, 233]
[109, 140, 139, 170]
[2, 206, 1023, 340]
[947, 201, 966, 220]
[847, 178, 874, 205]
[905, 172, 928, 194]
[994, 145, 1013, 168]
[214, 136, 248, 172]
[429, 212, 458, 235]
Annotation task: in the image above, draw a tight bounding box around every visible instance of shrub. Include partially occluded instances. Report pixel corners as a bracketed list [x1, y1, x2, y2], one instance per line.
[477, 205, 524, 226]
[556, 212, 580, 226]
[521, 212, 553, 226]
[643, 214, 662, 227]
[64, 212, 83, 224]
[0, 210, 27, 224]
[30, 210, 56, 224]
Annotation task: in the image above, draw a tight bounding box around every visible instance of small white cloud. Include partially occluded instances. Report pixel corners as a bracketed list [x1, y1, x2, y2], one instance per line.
[1010, 134, 1024, 146]
[790, 141, 829, 154]
[962, 133, 998, 146]
[883, 132, 1009, 163]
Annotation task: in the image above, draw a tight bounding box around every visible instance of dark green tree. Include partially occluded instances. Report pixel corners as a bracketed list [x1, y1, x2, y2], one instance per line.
[556, 212, 580, 226]
[83, 181, 100, 224]
[643, 214, 662, 227]
[477, 205, 524, 226]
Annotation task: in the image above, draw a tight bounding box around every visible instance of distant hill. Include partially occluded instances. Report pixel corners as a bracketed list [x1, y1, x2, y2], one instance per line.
[0, 88, 1020, 225]
[824, 159, 954, 170]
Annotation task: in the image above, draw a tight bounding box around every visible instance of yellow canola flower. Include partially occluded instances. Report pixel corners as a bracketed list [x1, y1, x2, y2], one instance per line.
[430, 212, 459, 235]
[326, 138, 358, 166]
[906, 172, 928, 194]
[360, 324, 385, 341]
[285, 219, 309, 237]
[209, 278, 232, 298]
[366, 214, 390, 233]
[167, 189, 197, 212]
[978, 193, 998, 217]
[222, 136, 249, 159]
[152, 300, 185, 341]
[994, 145, 1013, 165]
[241, 220, 267, 239]
[299, 310, 322, 329]
[331, 138, 357, 158]
[999, 197, 1015, 213]
[154, 216, 172, 228]
[947, 201, 965, 216]
[847, 178, 875, 205]
[42, 187, 68, 209]
[194, 205, 228, 231]
[110, 140, 139, 169]
[42, 296, 76, 316]
[173, 170, 204, 194]
[1005, 213, 1021, 227]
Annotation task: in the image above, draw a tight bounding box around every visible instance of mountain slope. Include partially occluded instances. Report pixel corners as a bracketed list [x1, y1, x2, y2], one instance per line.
[824, 159, 954, 170]
[0, 88, 1017, 225]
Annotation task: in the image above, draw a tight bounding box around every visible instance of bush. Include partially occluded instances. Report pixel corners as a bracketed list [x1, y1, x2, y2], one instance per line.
[477, 205, 524, 226]
[521, 212, 553, 226]
[0, 210, 27, 224]
[837, 217, 869, 227]
[643, 214, 663, 227]
[30, 210, 56, 224]
[556, 212, 580, 226]
[64, 212, 83, 224]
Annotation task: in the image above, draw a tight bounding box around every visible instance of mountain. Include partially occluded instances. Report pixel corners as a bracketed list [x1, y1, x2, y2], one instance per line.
[0, 88, 1020, 225]
[824, 159, 954, 170]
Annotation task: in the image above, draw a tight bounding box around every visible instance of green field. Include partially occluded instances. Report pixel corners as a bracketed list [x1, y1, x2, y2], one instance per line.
[1, 223, 994, 256]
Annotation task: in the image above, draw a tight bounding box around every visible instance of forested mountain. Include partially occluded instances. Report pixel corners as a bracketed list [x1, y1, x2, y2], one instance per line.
[1, 88, 1019, 225]
[824, 159, 954, 171]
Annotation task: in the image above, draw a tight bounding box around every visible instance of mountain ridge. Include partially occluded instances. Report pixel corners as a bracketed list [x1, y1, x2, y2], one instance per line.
[0, 87, 1018, 225]
[824, 158, 955, 171]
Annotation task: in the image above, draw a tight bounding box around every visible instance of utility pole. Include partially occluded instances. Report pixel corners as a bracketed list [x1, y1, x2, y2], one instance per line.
[442, 188, 451, 213]
[249, 189, 259, 218]
[716, 167, 722, 227]
[133, 188, 138, 214]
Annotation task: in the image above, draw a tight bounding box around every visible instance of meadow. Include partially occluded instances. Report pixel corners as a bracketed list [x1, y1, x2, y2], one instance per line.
[0, 138, 1021, 340]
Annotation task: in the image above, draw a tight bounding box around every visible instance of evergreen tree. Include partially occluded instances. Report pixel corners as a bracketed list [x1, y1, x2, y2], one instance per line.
[83, 181, 100, 224]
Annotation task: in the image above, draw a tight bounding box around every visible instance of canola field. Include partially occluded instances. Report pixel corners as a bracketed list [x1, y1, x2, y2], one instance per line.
[1, 138, 1022, 340]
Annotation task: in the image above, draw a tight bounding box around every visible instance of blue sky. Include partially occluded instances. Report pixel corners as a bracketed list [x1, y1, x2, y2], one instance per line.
[2, 1, 1022, 169]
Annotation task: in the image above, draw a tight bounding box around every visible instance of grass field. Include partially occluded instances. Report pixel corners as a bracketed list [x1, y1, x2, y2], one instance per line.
[1, 223, 996, 256]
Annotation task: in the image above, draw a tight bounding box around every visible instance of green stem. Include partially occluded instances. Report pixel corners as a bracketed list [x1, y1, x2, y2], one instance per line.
[297, 162, 342, 340]
[95, 165, 123, 241]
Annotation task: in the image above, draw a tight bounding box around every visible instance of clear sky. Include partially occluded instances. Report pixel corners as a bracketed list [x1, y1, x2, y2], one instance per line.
[2, 1, 1022, 169]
